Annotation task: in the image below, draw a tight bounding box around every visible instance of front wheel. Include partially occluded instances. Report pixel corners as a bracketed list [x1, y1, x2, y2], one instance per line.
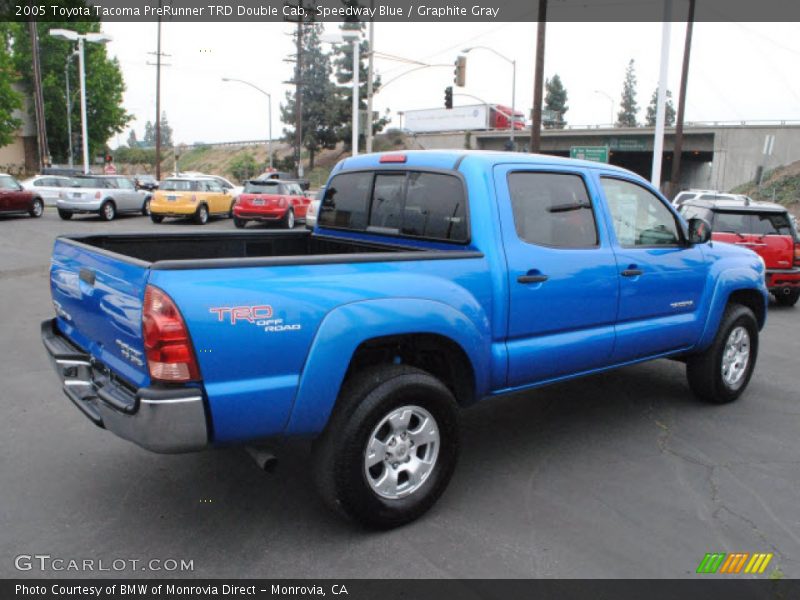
[312, 365, 460, 529]
[150, 214, 164, 224]
[57, 209, 73, 220]
[686, 304, 759, 404]
[775, 289, 799, 307]
[29, 198, 44, 218]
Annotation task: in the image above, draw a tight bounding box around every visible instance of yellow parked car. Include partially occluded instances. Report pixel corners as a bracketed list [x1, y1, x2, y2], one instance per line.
[150, 177, 234, 225]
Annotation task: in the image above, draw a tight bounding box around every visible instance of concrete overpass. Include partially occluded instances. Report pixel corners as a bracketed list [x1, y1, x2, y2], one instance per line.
[410, 122, 800, 194]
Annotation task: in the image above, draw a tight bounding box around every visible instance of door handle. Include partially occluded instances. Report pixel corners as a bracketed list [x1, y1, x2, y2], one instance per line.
[621, 269, 643, 277]
[517, 273, 549, 284]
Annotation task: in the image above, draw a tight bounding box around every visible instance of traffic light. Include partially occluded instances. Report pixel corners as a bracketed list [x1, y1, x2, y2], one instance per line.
[444, 86, 453, 109]
[105, 154, 113, 163]
[454, 55, 466, 87]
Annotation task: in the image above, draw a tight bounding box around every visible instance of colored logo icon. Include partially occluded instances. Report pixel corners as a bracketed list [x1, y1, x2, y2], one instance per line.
[696, 553, 773, 574]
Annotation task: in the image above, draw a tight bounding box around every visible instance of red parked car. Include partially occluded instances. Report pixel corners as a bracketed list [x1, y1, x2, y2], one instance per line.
[0, 173, 44, 218]
[680, 198, 800, 306]
[232, 179, 311, 229]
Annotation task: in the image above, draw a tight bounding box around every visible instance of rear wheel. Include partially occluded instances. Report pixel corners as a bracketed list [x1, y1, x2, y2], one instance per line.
[194, 204, 209, 225]
[686, 304, 759, 404]
[233, 217, 247, 229]
[312, 365, 460, 529]
[57, 209, 73, 220]
[99, 200, 116, 221]
[775, 289, 799, 307]
[283, 208, 295, 229]
[29, 197, 44, 218]
[150, 214, 164, 224]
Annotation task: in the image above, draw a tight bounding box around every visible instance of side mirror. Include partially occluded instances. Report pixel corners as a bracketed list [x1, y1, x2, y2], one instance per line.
[687, 217, 712, 245]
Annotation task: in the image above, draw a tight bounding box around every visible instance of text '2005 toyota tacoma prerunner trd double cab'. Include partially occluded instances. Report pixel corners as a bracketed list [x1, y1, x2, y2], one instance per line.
[42, 150, 768, 528]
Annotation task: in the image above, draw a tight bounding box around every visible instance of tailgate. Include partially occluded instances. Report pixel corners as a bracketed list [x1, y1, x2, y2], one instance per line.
[50, 238, 151, 388]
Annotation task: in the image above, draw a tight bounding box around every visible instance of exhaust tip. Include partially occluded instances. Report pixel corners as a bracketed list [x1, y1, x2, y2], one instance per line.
[245, 446, 277, 473]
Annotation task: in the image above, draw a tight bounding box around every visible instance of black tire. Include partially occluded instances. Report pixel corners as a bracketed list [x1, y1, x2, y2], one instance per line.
[150, 214, 164, 224]
[774, 289, 799, 307]
[57, 209, 73, 220]
[283, 208, 295, 229]
[99, 200, 116, 221]
[686, 304, 759, 404]
[141, 197, 151, 216]
[233, 217, 247, 229]
[29, 197, 44, 218]
[194, 204, 209, 225]
[312, 364, 460, 529]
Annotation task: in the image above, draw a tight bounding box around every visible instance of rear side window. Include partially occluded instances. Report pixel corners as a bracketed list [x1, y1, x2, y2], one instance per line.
[319, 172, 372, 230]
[507, 172, 598, 248]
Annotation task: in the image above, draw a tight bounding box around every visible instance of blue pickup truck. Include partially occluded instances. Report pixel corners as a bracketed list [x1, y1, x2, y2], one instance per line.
[42, 151, 768, 528]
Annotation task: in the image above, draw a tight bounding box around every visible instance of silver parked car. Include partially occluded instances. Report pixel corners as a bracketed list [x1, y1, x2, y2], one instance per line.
[57, 175, 151, 221]
[21, 175, 75, 206]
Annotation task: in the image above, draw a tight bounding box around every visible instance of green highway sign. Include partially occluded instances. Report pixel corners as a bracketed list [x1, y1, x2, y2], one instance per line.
[570, 145, 609, 163]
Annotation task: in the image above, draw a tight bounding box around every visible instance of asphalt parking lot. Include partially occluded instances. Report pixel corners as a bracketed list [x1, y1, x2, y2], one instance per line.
[1, 208, 799, 579]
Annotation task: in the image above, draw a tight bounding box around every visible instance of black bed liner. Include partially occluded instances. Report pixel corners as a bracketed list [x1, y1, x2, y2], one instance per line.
[59, 230, 483, 271]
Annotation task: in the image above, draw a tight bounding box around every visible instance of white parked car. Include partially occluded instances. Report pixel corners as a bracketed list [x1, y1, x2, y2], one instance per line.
[21, 175, 75, 206]
[305, 189, 323, 229]
[180, 172, 243, 200]
[57, 175, 151, 221]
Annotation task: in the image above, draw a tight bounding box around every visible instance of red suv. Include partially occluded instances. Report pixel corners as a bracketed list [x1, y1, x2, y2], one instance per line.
[680, 198, 800, 306]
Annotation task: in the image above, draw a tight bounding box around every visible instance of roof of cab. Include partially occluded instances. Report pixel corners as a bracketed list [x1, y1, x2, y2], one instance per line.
[334, 149, 642, 179]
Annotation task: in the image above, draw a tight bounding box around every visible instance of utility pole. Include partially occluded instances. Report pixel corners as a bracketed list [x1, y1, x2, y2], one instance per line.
[294, 20, 304, 177]
[29, 22, 50, 168]
[147, 7, 170, 179]
[530, 0, 547, 153]
[365, 0, 375, 154]
[669, 0, 696, 198]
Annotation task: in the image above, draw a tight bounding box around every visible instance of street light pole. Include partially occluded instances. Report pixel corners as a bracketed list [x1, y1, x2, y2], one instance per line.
[351, 37, 360, 157]
[463, 46, 517, 147]
[65, 51, 77, 168]
[49, 29, 112, 174]
[221, 78, 273, 170]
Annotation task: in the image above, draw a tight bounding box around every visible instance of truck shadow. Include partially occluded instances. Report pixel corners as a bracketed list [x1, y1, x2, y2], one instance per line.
[80, 358, 712, 569]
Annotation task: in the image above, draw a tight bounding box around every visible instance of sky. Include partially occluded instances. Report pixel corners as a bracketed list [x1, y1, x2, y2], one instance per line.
[100, 21, 800, 147]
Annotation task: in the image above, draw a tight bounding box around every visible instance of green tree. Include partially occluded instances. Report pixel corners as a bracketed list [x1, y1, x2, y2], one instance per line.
[615, 59, 639, 128]
[228, 151, 258, 182]
[159, 111, 173, 147]
[143, 120, 155, 146]
[0, 24, 23, 148]
[544, 74, 568, 129]
[645, 87, 676, 127]
[332, 22, 389, 151]
[281, 23, 340, 170]
[9, 8, 130, 163]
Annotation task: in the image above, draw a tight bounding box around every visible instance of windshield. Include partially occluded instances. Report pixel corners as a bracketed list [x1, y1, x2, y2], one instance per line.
[244, 181, 280, 194]
[160, 179, 197, 192]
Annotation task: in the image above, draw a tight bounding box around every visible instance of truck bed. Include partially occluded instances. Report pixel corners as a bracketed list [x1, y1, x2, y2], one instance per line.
[59, 230, 478, 270]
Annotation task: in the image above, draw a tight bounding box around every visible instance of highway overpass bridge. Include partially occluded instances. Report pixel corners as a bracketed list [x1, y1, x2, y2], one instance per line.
[411, 122, 800, 194]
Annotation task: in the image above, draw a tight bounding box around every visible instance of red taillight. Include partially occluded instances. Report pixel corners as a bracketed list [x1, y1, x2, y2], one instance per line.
[95, 191, 102, 199]
[380, 153, 407, 163]
[142, 285, 200, 382]
[794, 243, 800, 266]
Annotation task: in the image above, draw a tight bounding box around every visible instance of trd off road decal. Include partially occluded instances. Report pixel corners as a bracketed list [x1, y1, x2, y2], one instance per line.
[209, 305, 302, 333]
